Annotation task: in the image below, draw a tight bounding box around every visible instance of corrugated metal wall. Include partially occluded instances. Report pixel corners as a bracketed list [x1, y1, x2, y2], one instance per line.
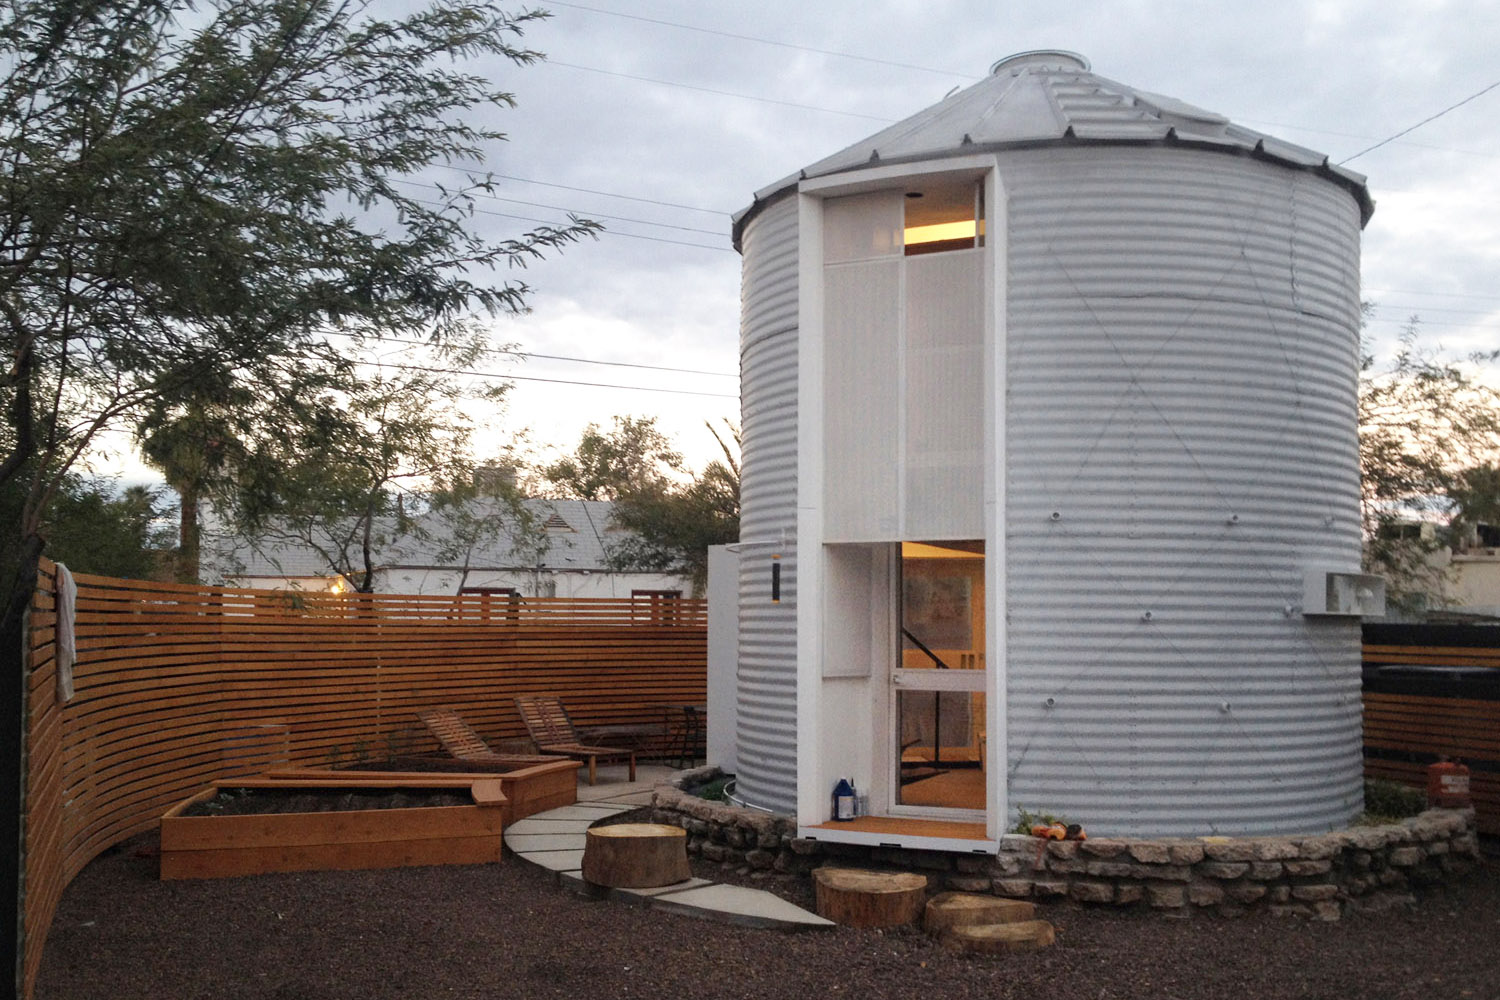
[734, 196, 801, 813]
[735, 144, 1366, 834]
[1001, 146, 1365, 836]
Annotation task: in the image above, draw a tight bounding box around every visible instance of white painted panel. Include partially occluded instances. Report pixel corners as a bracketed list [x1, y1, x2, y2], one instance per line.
[707, 545, 740, 772]
[823, 190, 902, 263]
[905, 249, 984, 538]
[823, 259, 901, 541]
[822, 546, 875, 678]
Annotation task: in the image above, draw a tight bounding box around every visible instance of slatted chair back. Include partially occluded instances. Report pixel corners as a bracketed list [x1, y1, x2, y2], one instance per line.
[515, 695, 582, 748]
[514, 694, 636, 785]
[420, 708, 496, 761]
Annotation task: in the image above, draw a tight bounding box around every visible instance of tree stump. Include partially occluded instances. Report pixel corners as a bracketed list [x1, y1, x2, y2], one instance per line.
[812, 867, 928, 928]
[936, 919, 1056, 954]
[581, 823, 690, 888]
[923, 892, 1036, 934]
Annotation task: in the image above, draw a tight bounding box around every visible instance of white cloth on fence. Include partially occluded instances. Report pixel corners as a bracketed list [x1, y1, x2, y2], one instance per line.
[56, 562, 77, 702]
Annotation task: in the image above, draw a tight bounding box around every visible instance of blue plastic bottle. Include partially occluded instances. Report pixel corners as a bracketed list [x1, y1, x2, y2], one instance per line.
[832, 777, 856, 821]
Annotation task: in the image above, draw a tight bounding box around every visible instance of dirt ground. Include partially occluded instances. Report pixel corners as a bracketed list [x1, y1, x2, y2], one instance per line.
[32, 831, 1500, 1000]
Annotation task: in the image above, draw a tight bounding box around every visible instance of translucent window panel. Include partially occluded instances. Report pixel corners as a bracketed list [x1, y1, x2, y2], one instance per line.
[823, 259, 901, 541]
[896, 689, 986, 810]
[904, 249, 984, 538]
[823, 191, 903, 264]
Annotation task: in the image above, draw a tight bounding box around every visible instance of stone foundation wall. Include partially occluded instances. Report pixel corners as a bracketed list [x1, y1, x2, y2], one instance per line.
[652, 767, 1481, 921]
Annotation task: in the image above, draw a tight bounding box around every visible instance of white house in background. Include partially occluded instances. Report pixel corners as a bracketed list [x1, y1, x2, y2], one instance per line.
[202, 497, 691, 599]
[1389, 519, 1500, 621]
[719, 50, 1378, 849]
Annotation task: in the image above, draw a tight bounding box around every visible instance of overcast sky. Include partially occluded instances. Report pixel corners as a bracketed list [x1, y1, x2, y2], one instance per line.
[444, 0, 1498, 471]
[91, 1, 1500, 480]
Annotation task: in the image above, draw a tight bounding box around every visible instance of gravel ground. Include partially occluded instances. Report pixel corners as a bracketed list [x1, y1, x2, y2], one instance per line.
[33, 832, 1499, 1000]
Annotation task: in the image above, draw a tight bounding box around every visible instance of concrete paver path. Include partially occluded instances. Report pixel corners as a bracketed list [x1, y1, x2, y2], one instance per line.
[504, 764, 832, 931]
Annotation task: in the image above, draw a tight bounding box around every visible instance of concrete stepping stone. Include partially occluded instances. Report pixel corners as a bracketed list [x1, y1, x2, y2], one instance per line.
[504, 831, 587, 853]
[520, 849, 585, 873]
[505, 817, 595, 837]
[650, 882, 836, 930]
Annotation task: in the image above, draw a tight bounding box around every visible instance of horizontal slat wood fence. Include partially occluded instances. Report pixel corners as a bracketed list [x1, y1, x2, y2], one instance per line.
[22, 561, 706, 998]
[1362, 624, 1500, 838]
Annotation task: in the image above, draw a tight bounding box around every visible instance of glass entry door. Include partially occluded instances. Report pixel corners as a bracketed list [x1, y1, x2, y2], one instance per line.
[892, 541, 986, 815]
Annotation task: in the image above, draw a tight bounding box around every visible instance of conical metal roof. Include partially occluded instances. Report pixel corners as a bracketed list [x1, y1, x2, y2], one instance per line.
[734, 50, 1373, 245]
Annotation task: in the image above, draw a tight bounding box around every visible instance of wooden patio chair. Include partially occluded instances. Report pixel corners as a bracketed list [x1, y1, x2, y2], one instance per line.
[514, 695, 637, 785]
[418, 708, 568, 770]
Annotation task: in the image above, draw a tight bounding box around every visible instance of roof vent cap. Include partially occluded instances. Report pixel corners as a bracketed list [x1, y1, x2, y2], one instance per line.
[990, 50, 1090, 75]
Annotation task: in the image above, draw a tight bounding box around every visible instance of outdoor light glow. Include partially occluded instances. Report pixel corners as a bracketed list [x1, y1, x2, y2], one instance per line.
[329, 579, 345, 594]
[903, 220, 976, 245]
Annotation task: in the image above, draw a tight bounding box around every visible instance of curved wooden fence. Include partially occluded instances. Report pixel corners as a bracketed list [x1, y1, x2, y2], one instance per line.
[22, 561, 706, 997]
[1362, 623, 1500, 837]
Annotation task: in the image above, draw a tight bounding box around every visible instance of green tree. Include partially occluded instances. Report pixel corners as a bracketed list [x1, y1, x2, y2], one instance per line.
[1359, 322, 1500, 612]
[2, 0, 596, 618]
[0, 1, 595, 951]
[424, 464, 544, 593]
[542, 416, 684, 501]
[231, 350, 504, 593]
[0, 474, 173, 581]
[607, 420, 741, 595]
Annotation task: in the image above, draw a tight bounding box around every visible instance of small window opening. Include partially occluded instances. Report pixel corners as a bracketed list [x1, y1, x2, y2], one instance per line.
[904, 181, 984, 256]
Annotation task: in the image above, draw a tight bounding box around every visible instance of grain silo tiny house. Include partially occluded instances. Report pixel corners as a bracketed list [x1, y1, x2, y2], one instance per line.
[719, 51, 1383, 848]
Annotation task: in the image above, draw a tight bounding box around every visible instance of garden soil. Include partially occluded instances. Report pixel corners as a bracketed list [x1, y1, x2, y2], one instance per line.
[33, 830, 1500, 1000]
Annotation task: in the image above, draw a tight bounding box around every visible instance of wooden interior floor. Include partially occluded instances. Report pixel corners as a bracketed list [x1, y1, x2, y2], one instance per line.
[806, 814, 988, 841]
[897, 768, 984, 810]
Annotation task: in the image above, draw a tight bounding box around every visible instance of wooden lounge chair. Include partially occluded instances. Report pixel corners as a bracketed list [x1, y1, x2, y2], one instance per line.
[418, 708, 568, 770]
[514, 695, 637, 785]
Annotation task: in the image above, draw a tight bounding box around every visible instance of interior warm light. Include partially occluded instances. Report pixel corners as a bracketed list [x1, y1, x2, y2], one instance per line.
[329, 579, 345, 594]
[903, 220, 977, 245]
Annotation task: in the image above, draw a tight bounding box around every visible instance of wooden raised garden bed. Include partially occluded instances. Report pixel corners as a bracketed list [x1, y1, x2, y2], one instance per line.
[160, 761, 579, 880]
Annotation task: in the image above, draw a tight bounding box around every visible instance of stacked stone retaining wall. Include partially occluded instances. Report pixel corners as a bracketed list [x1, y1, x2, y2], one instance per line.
[652, 767, 1480, 920]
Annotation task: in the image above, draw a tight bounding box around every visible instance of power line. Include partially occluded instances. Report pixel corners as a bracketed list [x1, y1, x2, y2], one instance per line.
[1339, 78, 1500, 164]
[350, 356, 740, 399]
[546, 60, 897, 123]
[402, 193, 732, 251]
[392, 177, 726, 237]
[1366, 287, 1500, 303]
[431, 164, 730, 215]
[319, 328, 737, 378]
[544, 0, 976, 81]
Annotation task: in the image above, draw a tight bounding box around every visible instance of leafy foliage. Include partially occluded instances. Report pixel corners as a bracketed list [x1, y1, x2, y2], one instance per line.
[1, 0, 596, 610]
[541, 416, 684, 501]
[1360, 778, 1426, 825]
[1359, 322, 1500, 613]
[0, 474, 173, 581]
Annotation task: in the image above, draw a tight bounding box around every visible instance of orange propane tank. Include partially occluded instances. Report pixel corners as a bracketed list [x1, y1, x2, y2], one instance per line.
[1425, 759, 1471, 808]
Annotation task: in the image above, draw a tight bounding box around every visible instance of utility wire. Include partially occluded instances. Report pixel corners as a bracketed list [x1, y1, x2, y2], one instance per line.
[393, 177, 726, 236]
[1339, 78, 1500, 164]
[349, 356, 740, 399]
[404, 193, 732, 251]
[317, 328, 737, 378]
[544, 0, 977, 81]
[547, 60, 897, 123]
[431, 164, 730, 215]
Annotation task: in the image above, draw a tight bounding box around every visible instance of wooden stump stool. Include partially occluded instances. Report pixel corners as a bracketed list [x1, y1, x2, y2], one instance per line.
[581, 823, 690, 888]
[812, 867, 928, 928]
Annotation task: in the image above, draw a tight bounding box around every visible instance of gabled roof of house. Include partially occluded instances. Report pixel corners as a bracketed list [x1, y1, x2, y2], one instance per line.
[203, 497, 626, 582]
